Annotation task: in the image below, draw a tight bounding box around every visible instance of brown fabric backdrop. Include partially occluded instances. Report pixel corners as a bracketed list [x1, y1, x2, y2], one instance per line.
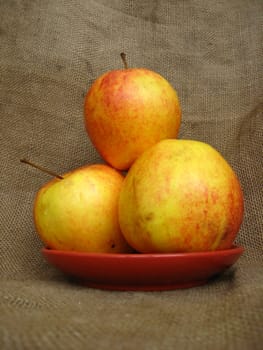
[1, 1, 262, 349]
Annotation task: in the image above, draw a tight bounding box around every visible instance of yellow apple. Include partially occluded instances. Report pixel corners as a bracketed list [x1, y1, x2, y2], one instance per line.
[34, 164, 131, 253]
[118, 139, 244, 253]
[84, 59, 181, 170]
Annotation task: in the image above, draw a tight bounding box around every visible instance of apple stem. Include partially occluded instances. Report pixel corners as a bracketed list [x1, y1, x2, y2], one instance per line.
[20, 159, 64, 180]
[120, 52, 128, 69]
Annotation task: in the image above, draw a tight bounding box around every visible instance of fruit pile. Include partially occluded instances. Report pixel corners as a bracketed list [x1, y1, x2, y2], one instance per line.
[31, 54, 244, 254]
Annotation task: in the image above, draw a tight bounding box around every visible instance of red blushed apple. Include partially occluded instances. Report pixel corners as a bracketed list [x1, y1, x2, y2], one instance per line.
[84, 55, 181, 170]
[118, 139, 244, 253]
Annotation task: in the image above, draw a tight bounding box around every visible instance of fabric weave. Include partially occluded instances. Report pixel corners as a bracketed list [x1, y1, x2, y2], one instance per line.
[1, 1, 262, 349]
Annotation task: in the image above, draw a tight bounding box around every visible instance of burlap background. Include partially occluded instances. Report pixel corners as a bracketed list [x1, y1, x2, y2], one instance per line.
[1, 1, 262, 349]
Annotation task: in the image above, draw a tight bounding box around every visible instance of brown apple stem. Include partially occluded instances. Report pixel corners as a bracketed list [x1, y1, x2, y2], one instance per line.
[120, 52, 128, 69]
[20, 159, 64, 180]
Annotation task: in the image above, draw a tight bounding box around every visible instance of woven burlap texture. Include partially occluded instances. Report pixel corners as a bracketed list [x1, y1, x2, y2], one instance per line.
[0, 1, 262, 349]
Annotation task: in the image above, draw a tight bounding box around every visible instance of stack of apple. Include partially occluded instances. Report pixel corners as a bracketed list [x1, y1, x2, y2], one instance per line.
[33, 54, 244, 254]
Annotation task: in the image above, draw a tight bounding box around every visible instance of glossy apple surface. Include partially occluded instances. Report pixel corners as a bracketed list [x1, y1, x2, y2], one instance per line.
[84, 68, 181, 170]
[34, 164, 131, 253]
[118, 139, 244, 253]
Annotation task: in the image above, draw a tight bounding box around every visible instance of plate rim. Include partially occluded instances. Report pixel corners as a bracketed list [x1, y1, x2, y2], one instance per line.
[42, 245, 244, 259]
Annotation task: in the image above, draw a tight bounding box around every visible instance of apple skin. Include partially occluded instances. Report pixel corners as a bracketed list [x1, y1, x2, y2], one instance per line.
[84, 68, 181, 170]
[34, 164, 132, 253]
[118, 139, 244, 253]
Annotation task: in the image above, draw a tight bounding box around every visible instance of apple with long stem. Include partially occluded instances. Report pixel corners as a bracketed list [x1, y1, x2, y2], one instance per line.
[84, 53, 181, 170]
[21, 159, 132, 253]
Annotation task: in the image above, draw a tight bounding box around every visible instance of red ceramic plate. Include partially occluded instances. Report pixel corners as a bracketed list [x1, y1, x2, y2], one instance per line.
[42, 246, 244, 291]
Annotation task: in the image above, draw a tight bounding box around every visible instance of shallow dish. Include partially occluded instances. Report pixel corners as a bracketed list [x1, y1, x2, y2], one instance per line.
[42, 246, 244, 291]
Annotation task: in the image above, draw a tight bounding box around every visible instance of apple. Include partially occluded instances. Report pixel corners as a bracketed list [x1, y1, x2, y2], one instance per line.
[84, 53, 181, 170]
[118, 139, 244, 253]
[33, 163, 132, 253]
